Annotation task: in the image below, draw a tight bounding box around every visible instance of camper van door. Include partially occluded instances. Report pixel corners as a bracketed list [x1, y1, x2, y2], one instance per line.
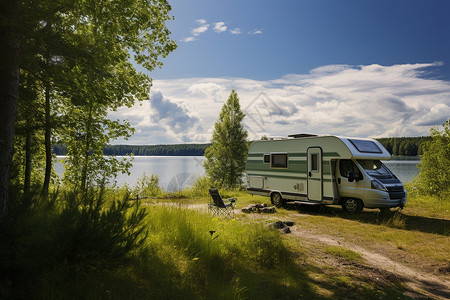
[307, 147, 323, 201]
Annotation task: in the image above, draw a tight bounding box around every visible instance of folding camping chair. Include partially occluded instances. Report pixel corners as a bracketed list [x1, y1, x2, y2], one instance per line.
[208, 188, 237, 218]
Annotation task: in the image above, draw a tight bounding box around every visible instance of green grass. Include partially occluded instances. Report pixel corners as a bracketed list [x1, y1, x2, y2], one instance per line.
[403, 194, 450, 219]
[5, 185, 446, 299]
[324, 246, 365, 264]
[139, 205, 316, 299]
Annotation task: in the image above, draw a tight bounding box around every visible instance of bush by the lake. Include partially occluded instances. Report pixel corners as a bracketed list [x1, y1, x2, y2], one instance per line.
[133, 173, 163, 199]
[415, 119, 450, 200]
[0, 188, 148, 299]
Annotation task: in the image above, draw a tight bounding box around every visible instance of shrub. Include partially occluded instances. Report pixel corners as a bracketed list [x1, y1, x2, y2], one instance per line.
[416, 119, 450, 200]
[0, 188, 148, 299]
[187, 175, 214, 198]
[133, 173, 162, 199]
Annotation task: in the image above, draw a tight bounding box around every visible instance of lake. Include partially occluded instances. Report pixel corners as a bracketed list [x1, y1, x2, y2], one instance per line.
[55, 156, 420, 191]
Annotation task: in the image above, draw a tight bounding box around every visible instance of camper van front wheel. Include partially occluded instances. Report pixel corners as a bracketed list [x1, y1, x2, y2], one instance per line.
[271, 193, 284, 208]
[342, 198, 363, 213]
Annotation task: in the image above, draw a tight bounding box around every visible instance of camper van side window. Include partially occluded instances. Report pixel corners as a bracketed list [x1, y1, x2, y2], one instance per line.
[339, 160, 361, 178]
[271, 153, 288, 168]
[263, 154, 270, 163]
[311, 153, 319, 171]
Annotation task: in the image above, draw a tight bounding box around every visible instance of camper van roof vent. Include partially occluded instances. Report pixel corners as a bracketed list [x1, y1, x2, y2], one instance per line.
[288, 134, 318, 138]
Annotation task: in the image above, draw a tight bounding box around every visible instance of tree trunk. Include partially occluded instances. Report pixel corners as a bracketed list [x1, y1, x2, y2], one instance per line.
[0, 0, 21, 215]
[24, 117, 32, 195]
[81, 100, 94, 195]
[42, 83, 52, 195]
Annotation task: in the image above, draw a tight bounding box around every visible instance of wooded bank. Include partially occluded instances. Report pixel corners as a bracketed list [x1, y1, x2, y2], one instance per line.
[52, 137, 430, 157]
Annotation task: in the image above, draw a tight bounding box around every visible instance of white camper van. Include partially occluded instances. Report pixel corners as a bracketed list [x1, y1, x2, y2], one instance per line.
[245, 134, 407, 212]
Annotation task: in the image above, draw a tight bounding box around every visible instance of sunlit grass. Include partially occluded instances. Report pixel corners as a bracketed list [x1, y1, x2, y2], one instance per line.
[403, 194, 450, 219]
[324, 246, 365, 264]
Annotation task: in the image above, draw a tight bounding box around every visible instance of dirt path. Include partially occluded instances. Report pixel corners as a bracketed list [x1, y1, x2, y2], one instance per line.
[290, 226, 450, 299]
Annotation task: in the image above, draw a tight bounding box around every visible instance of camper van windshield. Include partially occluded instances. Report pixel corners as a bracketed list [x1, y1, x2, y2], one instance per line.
[357, 160, 392, 177]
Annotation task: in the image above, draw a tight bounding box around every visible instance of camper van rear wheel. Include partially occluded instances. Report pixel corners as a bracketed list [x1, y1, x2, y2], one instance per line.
[271, 193, 284, 208]
[342, 198, 363, 213]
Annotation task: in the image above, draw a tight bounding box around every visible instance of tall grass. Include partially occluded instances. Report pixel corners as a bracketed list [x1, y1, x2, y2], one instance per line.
[140, 205, 313, 299]
[0, 186, 318, 299]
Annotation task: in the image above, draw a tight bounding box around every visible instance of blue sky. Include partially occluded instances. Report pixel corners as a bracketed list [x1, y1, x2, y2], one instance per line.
[152, 0, 450, 80]
[112, 0, 450, 144]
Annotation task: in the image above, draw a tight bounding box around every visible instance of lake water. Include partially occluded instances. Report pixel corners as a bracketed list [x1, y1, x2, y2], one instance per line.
[56, 156, 420, 190]
[383, 157, 421, 183]
[55, 156, 207, 191]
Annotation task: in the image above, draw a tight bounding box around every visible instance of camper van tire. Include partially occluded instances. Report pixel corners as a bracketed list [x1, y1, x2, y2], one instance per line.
[342, 198, 363, 213]
[271, 192, 284, 208]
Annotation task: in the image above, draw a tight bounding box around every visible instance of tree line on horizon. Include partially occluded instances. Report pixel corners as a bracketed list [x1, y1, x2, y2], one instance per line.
[52, 136, 431, 157]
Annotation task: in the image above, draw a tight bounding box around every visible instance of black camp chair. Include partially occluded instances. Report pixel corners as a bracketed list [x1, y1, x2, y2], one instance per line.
[208, 189, 237, 218]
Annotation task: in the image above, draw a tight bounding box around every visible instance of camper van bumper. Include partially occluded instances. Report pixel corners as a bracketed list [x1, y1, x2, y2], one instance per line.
[363, 189, 407, 208]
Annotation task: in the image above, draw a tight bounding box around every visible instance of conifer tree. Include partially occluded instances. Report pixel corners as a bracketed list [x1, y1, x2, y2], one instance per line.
[204, 90, 248, 189]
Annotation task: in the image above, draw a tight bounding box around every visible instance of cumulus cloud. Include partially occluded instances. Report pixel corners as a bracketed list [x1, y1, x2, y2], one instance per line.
[191, 23, 209, 36]
[110, 63, 450, 144]
[230, 28, 241, 35]
[149, 91, 200, 134]
[249, 29, 263, 35]
[181, 19, 210, 42]
[213, 22, 227, 33]
[182, 36, 196, 43]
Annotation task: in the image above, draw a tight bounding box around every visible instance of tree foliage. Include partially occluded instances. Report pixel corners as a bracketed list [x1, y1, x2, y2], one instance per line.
[376, 137, 431, 156]
[204, 90, 248, 189]
[7, 0, 177, 200]
[416, 120, 450, 199]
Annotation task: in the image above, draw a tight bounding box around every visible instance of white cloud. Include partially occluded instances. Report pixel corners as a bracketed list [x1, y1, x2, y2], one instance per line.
[249, 29, 263, 35]
[110, 63, 450, 144]
[183, 18, 263, 42]
[230, 28, 241, 35]
[182, 36, 196, 43]
[191, 24, 209, 36]
[213, 22, 227, 33]
[182, 19, 210, 43]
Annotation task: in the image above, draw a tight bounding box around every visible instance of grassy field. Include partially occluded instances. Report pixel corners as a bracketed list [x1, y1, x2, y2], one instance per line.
[129, 189, 449, 299]
[1, 186, 448, 299]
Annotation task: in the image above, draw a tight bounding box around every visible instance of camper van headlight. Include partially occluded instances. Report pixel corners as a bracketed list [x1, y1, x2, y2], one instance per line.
[371, 179, 387, 192]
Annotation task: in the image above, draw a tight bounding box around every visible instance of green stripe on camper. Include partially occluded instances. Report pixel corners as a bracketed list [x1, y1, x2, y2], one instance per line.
[247, 160, 331, 174]
[247, 172, 333, 182]
[247, 153, 265, 158]
[289, 153, 307, 157]
[246, 160, 307, 173]
[247, 172, 307, 180]
[248, 152, 339, 159]
[247, 152, 307, 157]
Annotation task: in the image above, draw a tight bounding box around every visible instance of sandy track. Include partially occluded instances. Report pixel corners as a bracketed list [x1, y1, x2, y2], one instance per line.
[291, 226, 450, 299]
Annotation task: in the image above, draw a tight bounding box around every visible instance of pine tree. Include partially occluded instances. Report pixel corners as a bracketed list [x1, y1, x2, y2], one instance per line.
[204, 90, 248, 189]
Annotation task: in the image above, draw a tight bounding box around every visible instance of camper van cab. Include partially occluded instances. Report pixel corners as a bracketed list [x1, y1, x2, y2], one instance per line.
[245, 134, 407, 213]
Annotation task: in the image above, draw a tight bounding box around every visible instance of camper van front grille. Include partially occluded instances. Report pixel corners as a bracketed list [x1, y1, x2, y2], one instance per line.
[386, 186, 405, 199]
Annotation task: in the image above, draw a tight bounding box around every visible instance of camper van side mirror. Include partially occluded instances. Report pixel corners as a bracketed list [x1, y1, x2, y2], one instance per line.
[347, 170, 355, 182]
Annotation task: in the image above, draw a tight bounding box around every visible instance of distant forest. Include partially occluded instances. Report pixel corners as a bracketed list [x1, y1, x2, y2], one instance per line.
[52, 137, 431, 157]
[376, 137, 431, 156]
[53, 143, 210, 156]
